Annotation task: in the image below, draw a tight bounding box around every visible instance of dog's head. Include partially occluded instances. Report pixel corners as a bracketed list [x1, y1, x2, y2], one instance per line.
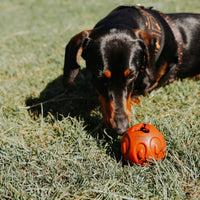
[63, 28, 156, 134]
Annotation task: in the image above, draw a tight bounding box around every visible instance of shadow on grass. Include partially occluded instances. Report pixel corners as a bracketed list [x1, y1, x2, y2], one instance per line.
[26, 69, 96, 119]
[25, 68, 122, 161]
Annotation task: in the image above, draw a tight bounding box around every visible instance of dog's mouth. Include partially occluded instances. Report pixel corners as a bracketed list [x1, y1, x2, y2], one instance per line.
[114, 126, 129, 135]
[98, 93, 132, 135]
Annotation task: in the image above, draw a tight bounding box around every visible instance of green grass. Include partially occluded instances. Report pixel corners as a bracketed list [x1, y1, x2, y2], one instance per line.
[0, 0, 200, 199]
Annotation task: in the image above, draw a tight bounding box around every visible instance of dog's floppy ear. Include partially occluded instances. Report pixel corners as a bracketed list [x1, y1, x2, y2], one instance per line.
[134, 29, 157, 81]
[63, 30, 92, 87]
[134, 29, 156, 54]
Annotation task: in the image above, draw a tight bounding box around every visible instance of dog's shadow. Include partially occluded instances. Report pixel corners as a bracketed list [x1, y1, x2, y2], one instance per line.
[26, 68, 122, 160]
[26, 69, 99, 128]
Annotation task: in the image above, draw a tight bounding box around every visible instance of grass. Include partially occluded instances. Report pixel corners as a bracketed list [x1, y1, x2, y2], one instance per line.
[0, 0, 200, 199]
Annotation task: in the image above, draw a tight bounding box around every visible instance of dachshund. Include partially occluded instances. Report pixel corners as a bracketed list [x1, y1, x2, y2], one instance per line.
[63, 5, 200, 135]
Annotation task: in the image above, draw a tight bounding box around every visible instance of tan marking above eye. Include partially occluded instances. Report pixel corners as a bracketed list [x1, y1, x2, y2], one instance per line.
[124, 69, 131, 77]
[124, 69, 135, 79]
[104, 70, 111, 79]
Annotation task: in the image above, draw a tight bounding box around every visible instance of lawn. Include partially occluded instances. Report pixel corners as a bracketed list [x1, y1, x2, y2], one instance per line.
[0, 0, 199, 199]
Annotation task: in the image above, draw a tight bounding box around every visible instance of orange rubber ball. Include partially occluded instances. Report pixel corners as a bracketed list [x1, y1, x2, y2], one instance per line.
[121, 123, 167, 165]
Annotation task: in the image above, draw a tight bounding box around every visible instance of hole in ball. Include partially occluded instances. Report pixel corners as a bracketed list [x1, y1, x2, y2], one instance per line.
[140, 124, 150, 133]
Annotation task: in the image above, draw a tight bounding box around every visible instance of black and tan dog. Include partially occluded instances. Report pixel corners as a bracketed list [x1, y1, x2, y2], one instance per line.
[63, 5, 200, 135]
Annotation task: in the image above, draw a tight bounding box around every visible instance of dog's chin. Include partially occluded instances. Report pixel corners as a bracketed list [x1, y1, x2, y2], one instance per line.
[104, 118, 130, 136]
[113, 126, 129, 135]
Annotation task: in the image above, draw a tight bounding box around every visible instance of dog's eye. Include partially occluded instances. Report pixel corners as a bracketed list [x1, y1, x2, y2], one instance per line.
[95, 75, 108, 86]
[97, 75, 106, 80]
[127, 74, 135, 80]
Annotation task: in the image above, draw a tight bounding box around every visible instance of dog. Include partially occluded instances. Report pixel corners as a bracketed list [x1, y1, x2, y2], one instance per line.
[63, 5, 200, 135]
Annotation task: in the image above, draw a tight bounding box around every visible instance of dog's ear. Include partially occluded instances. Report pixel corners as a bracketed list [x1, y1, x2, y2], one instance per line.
[134, 29, 156, 53]
[134, 29, 157, 81]
[63, 30, 92, 87]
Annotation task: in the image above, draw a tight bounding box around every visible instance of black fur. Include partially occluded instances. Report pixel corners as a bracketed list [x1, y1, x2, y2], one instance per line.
[63, 5, 200, 134]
